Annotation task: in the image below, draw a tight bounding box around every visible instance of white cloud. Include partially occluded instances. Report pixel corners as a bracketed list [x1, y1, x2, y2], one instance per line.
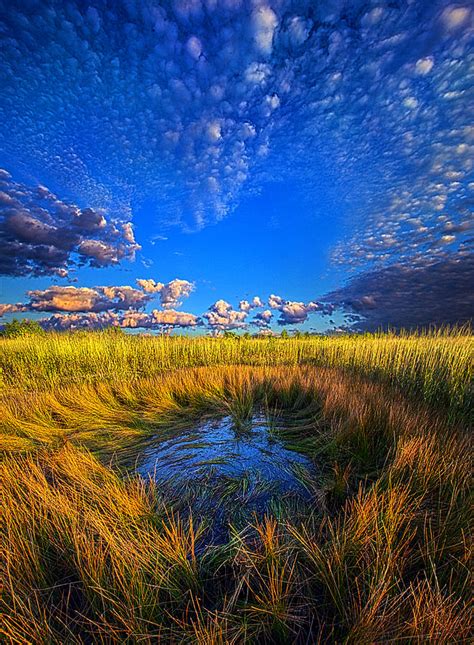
[239, 296, 264, 312]
[136, 279, 164, 294]
[159, 279, 194, 308]
[252, 6, 278, 55]
[151, 309, 199, 327]
[204, 299, 247, 329]
[186, 35, 202, 60]
[441, 6, 471, 30]
[207, 121, 222, 142]
[415, 57, 434, 75]
[252, 309, 273, 327]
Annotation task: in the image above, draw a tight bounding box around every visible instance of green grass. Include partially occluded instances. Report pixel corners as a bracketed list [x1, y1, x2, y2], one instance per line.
[0, 333, 472, 642]
[0, 328, 472, 418]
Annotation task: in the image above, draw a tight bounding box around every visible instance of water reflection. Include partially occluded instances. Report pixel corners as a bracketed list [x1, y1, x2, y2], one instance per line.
[137, 415, 315, 498]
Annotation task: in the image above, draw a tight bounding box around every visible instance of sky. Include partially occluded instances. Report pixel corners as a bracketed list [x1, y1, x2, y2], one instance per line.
[0, 0, 473, 334]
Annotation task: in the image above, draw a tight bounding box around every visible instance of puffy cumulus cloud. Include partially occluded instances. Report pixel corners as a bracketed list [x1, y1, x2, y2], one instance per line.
[268, 294, 285, 309]
[150, 309, 199, 328]
[110, 309, 200, 330]
[159, 279, 195, 308]
[136, 279, 164, 294]
[324, 254, 474, 331]
[38, 308, 199, 331]
[276, 301, 320, 326]
[4, 276, 195, 318]
[239, 296, 264, 312]
[136, 278, 194, 307]
[203, 299, 248, 330]
[268, 294, 331, 325]
[252, 309, 273, 327]
[27, 285, 150, 313]
[0, 170, 139, 276]
[39, 311, 121, 332]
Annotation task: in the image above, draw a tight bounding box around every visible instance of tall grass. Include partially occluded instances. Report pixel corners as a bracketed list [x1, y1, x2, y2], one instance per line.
[0, 328, 472, 418]
[1, 364, 472, 642]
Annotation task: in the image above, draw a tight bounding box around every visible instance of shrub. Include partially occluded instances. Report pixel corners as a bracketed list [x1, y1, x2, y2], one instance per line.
[0, 318, 45, 338]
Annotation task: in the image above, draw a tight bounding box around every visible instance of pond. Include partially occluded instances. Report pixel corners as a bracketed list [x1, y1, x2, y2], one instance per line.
[123, 414, 320, 544]
[118, 414, 320, 544]
[137, 415, 316, 491]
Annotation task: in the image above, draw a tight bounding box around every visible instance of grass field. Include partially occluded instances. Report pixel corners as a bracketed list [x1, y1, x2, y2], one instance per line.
[1, 331, 473, 642]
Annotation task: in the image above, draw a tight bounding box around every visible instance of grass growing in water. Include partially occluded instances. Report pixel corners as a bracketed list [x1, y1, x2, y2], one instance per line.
[1, 350, 472, 642]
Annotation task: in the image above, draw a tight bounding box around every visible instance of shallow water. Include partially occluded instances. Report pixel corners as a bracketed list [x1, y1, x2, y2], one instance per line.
[136, 415, 316, 497]
[130, 415, 319, 545]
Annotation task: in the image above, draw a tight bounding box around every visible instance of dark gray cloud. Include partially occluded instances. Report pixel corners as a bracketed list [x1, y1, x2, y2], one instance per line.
[325, 253, 474, 331]
[0, 169, 140, 276]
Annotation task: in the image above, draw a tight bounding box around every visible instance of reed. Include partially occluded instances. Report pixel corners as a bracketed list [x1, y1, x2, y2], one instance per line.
[1, 354, 472, 642]
[0, 328, 472, 418]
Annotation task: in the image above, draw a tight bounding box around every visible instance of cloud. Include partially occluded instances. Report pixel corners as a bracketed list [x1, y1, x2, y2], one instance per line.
[441, 6, 471, 30]
[252, 309, 273, 327]
[268, 294, 284, 309]
[37, 307, 200, 331]
[2, 0, 470, 238]
[415, 57, 435, 75]
[324, 253, 474, 331]
[27, 285, 150, 313]
[252, 6, 278, 55]
[135, 278, 194, 307]
[267, 294, 323, 325]
[38, 312, 121, 331]
[0, 303, 27, 317]
[276, 301, 320, 326]
[203, 299, 248, 330]
[136, 279, 165, 294]
[0, 170, 139, 276]
[239, 296, 264, 312]
[150, 309, 199, 328]
[0, 274, 196, 319]
[159, 279, 195, 308]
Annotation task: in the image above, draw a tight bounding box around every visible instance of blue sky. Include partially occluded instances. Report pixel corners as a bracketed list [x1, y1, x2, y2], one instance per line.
[0, 1, 473, 333]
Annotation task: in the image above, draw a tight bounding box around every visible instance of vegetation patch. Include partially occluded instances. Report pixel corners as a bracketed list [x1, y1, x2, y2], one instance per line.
[1, 343, 472, 642]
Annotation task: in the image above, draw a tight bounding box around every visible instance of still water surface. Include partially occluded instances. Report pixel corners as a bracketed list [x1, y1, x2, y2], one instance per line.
[136, 415, 316, 497]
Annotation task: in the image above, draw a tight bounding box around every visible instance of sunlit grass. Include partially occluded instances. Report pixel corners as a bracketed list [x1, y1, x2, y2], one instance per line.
[1, 327, 472, 417]
[0, 333, 472, 642]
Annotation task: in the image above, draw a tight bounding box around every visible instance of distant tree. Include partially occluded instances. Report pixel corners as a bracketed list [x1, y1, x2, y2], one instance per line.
[242, 332, 251, 339]
[280, 329, 289, 338]
[0, 318, 45, 338]
[223, 330, 238, 339]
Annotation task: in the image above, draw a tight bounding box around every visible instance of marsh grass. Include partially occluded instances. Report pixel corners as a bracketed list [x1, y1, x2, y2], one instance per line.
[1, 354, 472, 642]
[0, 327, 472, 419]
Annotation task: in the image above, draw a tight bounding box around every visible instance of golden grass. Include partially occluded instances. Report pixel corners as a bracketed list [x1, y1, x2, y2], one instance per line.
[1, 356, 472, 642]
[0, 328, 472, 417]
